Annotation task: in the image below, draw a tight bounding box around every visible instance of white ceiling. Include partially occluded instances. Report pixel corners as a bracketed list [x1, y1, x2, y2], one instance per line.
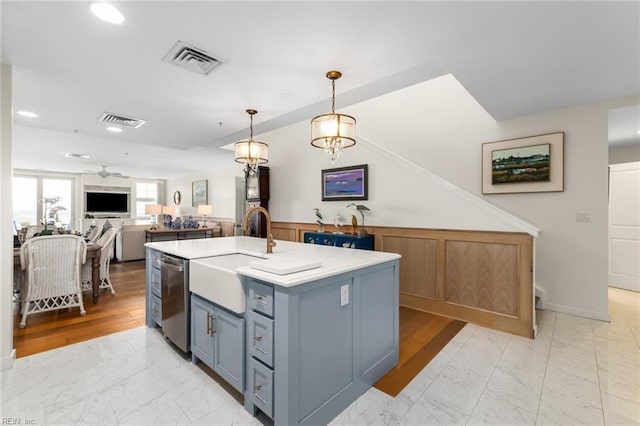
[2, 1, 639, 178]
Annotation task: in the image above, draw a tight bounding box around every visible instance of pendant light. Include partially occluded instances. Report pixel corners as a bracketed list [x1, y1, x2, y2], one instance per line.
[234, 109, 268, 174]
[310, 70, 356, 163]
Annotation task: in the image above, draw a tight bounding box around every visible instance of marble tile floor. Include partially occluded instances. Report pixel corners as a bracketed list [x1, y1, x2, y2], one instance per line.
[1, 287, 638, 425]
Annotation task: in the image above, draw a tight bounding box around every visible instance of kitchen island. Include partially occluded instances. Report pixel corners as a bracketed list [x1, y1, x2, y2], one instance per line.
[145, 236, 400, 425]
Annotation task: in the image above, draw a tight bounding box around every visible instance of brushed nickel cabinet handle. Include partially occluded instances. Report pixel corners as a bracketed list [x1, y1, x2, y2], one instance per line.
[254, 384, 263, 391]
[254, 335, 262, 341]
[206, 313, 212, 335]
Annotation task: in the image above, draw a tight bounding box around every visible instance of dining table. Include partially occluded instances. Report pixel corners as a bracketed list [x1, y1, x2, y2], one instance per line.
[13, 242, 103, 304]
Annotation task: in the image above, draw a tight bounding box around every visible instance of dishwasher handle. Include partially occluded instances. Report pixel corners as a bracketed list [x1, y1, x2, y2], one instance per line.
[159, 258, 184, 272]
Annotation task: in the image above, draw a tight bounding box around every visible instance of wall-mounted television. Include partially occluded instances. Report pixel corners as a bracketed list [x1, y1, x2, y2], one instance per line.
[85, 192, 129, 213]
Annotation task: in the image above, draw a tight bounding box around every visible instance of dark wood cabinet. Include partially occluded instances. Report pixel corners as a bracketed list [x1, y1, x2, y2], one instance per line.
[245, 167, 270, 238]
[245, 166, 269, 201]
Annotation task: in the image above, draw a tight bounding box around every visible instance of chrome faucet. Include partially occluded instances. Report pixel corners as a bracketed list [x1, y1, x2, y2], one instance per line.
[242, 206, 276, 254]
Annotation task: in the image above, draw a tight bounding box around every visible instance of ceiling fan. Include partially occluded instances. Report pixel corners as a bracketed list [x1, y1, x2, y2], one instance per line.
[86, 165, 130, 179]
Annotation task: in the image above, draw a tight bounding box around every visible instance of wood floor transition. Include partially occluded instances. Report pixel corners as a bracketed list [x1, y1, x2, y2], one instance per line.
[374, 307, 466, 396]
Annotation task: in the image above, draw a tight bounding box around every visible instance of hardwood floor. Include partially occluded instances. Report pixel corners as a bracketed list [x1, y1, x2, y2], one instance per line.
[374, 306, 466, 396]
[13, 260, 147, 358]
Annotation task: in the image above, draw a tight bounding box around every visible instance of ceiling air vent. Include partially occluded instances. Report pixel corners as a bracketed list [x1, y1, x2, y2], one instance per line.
[98, 112, 146, 128]
[163, 40, 223, 75]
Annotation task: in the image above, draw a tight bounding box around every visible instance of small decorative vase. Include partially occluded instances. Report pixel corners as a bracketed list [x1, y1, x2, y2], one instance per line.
[171, 217, 182, 229]
[164, 215, 173, 229]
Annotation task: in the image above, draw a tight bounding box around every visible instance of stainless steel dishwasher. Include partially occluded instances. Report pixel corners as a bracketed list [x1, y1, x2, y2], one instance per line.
[159, 253, 190, 352]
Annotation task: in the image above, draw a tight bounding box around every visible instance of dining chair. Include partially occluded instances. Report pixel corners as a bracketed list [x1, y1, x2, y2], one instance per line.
[19, 235, 87, 328]
[84, 225, 100, 243]
[82, 228, 117, 294]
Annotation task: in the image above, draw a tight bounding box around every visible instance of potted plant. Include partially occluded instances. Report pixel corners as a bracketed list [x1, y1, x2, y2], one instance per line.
[41, 196, 66, 235]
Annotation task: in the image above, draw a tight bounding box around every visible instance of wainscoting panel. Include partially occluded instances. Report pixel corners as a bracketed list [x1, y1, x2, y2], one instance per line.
[271, 226, 297, 242]
[379, 236, 437, 300]
[445, 241, 518, 317]
[271, 222, 534, 338]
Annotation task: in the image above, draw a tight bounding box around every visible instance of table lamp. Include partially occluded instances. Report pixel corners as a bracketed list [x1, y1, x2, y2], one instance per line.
[197, 204, 213, 228]
[145, 204, 162, 230]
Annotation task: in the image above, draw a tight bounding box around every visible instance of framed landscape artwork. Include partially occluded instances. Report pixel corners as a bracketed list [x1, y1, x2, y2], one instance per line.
[482, 132, 564, 194]
[321, 164, 368, 201]
[192, 179, 208, 207]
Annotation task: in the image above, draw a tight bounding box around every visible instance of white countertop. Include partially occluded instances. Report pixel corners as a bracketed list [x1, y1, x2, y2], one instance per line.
[145, 236, 400, 287]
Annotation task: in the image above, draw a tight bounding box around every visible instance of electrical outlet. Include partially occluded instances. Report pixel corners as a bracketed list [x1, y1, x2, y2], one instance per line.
[576, 211, 591, 222]
[340, 284, 349, 306]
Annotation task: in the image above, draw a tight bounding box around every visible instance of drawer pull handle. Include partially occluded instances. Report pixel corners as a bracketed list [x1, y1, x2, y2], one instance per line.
[207, 313, 217, 335]
[254, 384, 263, 391]
[254, 294, 267, 305]
[254, 336, 262, 341]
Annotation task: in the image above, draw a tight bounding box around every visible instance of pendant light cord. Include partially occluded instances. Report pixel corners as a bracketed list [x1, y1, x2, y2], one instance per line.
[249, 113, 254, 140]
[331, 79, 336, 114]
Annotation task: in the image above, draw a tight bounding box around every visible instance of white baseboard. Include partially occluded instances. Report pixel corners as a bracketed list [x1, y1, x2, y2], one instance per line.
[545, 303, 610, 322]
[0, 348, 16, 369]
[535, 286, 545, 310]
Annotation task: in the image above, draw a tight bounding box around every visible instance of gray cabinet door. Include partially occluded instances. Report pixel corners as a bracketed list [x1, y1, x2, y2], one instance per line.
[191, 295, 214, 368]
[213, 308, 245, 393]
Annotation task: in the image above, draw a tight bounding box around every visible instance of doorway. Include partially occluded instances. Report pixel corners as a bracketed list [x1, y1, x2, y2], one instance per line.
[608, 161, 640, 292]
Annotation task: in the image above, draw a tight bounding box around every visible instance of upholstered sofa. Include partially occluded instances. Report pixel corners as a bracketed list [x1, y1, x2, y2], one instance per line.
[116, 219, 232, 261]
[117, 224, 149, 261]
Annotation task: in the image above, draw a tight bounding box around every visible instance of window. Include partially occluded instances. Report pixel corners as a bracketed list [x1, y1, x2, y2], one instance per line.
[135, 182, 159, 218]
[13, 177, 38, 228]
[43, 178, 72, 226]
[12, 175, 75, 230]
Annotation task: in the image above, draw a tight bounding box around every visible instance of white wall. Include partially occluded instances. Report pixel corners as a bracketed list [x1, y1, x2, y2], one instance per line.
[255, 76, 639, 321]
[165, 165, 242, 221]
[261, 120, 537, 234]
[1, 63, 15, 368]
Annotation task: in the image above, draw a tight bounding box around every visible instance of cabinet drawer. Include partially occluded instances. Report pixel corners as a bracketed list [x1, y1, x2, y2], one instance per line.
[248, 357, 273, 418]
[150, 250, 162, 270]
[248, 281, 274, 317]
[248, 311, 274, 367]
[150, 267, 161, 297]
[150, 294, 162, 326]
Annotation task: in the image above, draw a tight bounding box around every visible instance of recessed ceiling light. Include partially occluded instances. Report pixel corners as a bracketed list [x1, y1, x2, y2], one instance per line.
[107, 126, 123, 133]
[17, 110, 38, 118]
[65, 153, 91, 159]
[90, 3, 125, 25]
[637, 130, 640, 134]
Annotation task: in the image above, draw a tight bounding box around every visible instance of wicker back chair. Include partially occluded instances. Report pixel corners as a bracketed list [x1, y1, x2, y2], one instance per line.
[82, 228, 117, 294]
[84, 225, 101, 243]
[19, 235, 87, 328]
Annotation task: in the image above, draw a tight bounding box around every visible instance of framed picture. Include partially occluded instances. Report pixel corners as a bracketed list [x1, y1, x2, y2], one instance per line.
[482, 132, 564, 194]
[192, 179, 208, 207]
[321, 164, 368, 201]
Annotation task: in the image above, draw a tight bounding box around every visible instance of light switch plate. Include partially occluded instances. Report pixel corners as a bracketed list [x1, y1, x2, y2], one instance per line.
[340, 284, 349, 306]
[576, 211, 591, 222]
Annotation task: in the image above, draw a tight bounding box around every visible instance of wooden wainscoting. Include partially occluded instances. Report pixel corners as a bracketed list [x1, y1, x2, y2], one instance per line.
[272, 221, 534, 338]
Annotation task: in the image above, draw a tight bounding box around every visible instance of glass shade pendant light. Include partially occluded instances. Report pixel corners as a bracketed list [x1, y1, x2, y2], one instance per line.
[234, 109, 268, 174]
[311, 70, 356, 163]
